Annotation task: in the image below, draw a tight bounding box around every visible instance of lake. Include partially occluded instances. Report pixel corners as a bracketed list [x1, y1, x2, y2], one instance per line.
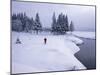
[75, 38, 96, 69]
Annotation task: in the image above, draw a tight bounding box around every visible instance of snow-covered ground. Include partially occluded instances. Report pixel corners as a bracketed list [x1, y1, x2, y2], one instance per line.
[72, 31, 95, 39]
[12, 32, 86, 74]
[66, 35, 83, 45]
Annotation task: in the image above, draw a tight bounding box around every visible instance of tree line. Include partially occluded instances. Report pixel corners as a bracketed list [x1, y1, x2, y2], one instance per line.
[12, 13, 42, 34]
[51, 12, 74, 34]
[12, 12, 74, 34]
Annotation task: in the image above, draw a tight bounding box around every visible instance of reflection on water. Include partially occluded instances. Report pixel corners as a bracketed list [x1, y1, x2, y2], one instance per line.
[75, 38, 96, 69]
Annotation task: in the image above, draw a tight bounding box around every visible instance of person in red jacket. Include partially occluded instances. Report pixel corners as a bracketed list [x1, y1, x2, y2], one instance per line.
[44, 37, 47, 44]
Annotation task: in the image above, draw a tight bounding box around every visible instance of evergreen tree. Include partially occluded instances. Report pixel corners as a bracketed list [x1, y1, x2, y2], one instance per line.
[56, 13, 69, 34]
[22, 13, 28, 31]
[24, 17, 34, 32]
[35, 13, 42, 34]
[12, 19, 23, 32]
[24, 19, 30, 32]
[51, 12, 57, 32]
[65, 14, 69, 31]
[23, 14, 29, 32]
[12, 13, 26, 32]
[56, 13, 62, 33]
[30, 18, 35, 31]
[70, 21, 74, 32]
[12, 14, 17, 20]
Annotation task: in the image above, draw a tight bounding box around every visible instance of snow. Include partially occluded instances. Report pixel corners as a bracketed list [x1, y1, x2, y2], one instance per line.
[12, 32, 86, 74]
[72, 31, 95, 39]
[66, 35, 83, 45]
[12, 62, 44, 73]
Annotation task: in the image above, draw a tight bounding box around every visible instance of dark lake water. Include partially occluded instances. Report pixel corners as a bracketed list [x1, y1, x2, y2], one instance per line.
[75, 38, 96, 69]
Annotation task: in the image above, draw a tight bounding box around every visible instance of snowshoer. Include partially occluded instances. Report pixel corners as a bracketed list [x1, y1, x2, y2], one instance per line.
[44, 38, 47, 44]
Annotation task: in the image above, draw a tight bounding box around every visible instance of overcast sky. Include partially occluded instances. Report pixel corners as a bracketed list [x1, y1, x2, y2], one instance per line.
[12, 1, 95, 31]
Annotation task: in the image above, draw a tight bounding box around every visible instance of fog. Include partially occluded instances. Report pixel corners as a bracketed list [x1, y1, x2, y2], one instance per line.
[12, 1, 95, 31]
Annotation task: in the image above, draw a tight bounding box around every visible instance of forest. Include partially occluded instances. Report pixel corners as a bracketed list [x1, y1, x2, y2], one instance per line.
[12, 12, 74, 34]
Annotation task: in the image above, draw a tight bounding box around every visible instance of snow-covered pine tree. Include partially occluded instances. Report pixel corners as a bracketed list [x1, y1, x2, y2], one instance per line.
[22, 13, 27, 31]
[12, 14, 17, 20]
[65, 14, 69, 31]
[30, 18, 35, 33]
[12, 13, 26, 32]
[70, 21, 74, 32]
[51, 12, 57, 32]
[56, 13, 62, 33]
[22, 13, 33, 32]
[56, 13, 69, 34]
[35, 13, 42, 34]
[24, 17, 30, 32]
[12, 19, 23, 32]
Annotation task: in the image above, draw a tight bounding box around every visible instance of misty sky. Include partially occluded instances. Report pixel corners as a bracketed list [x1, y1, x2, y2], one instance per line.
[12, 1, 95, 31]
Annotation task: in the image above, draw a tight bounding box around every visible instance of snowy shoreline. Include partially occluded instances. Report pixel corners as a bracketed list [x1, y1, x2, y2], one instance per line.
[12, 32, 88, 74]
[72, 31, 95, 39]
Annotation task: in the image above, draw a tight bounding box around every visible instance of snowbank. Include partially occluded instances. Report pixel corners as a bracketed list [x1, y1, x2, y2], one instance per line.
[12, 32, 86, 74]
[72, 31, 95, 39]
[66, 35, 83, 45]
